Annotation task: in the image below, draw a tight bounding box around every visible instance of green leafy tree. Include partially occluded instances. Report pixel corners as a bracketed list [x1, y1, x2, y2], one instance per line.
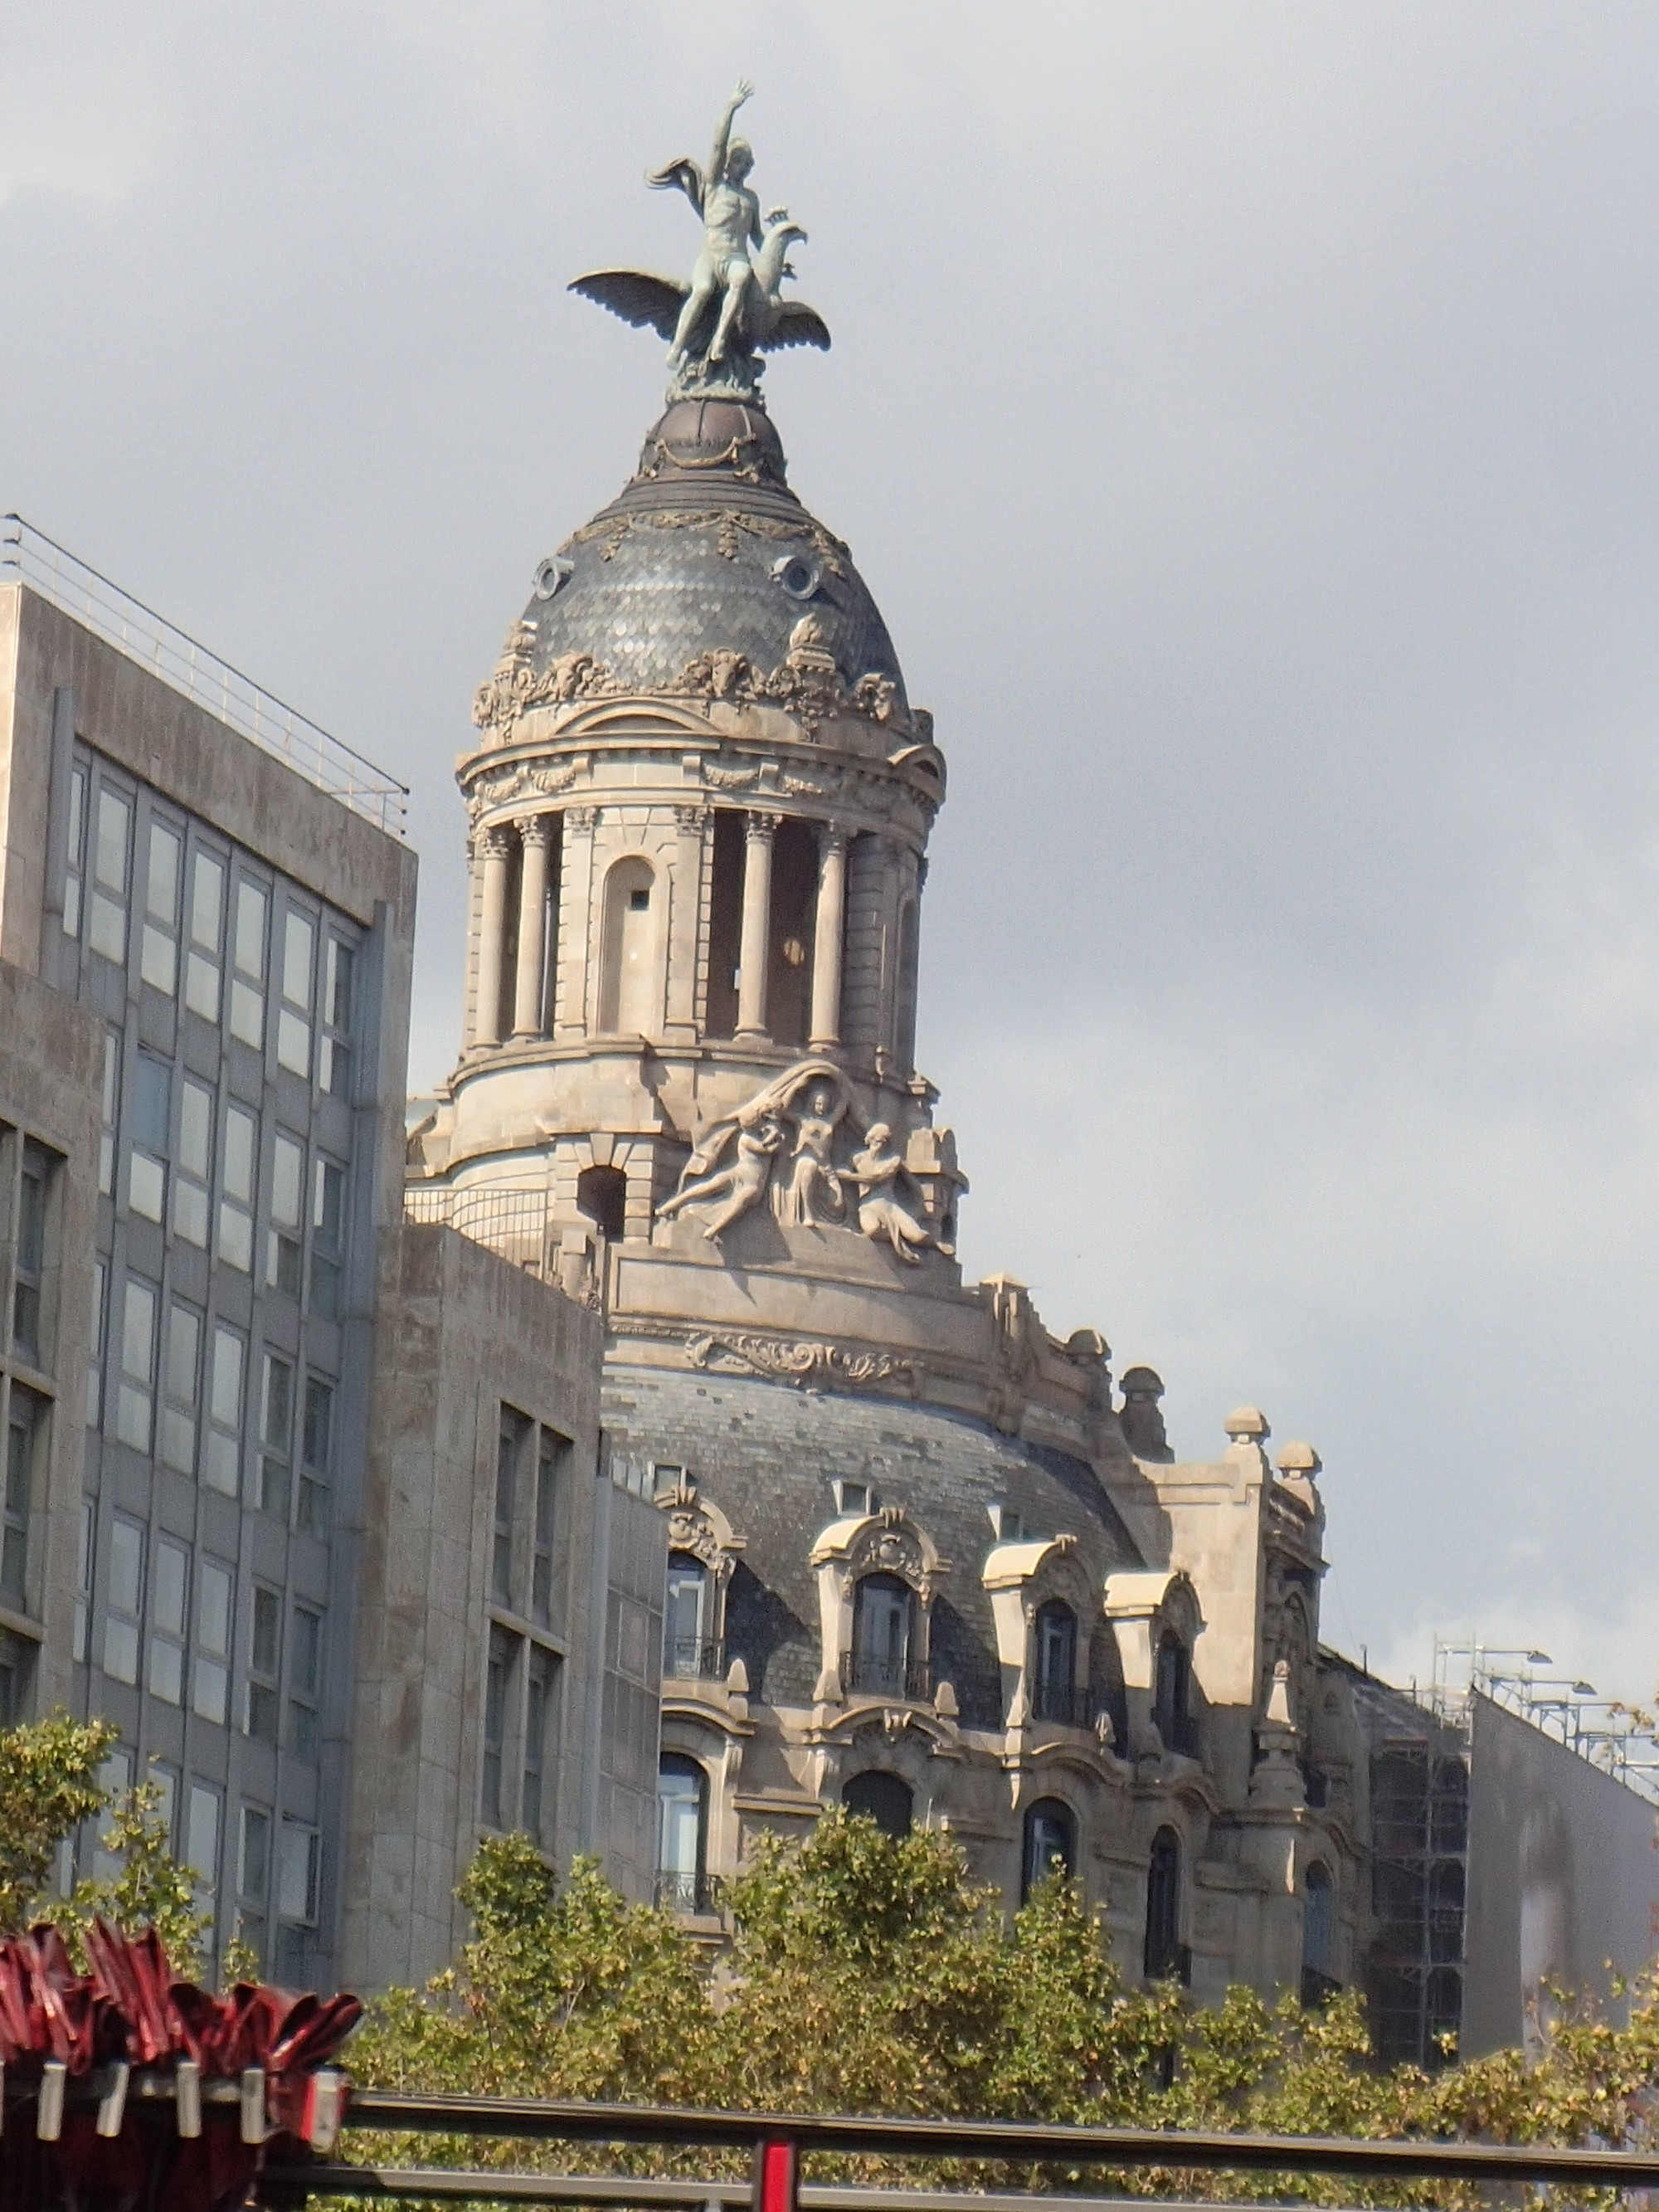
[0, 1711, 116, 1932]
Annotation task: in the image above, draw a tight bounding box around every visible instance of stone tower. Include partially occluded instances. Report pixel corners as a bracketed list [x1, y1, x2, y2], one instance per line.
[409, 104, 1362, 1999]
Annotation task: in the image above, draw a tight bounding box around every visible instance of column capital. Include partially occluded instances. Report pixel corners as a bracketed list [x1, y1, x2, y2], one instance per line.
[516, 811, 556, 849]
[820, 820, 852, 859]
[480, 824, 515, 860]
[746, 809, 783, 845]
[673, 802, 713, 834]
[565, 804, 601, 833]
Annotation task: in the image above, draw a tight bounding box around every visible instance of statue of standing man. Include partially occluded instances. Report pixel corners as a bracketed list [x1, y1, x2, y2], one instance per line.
[650, 79, 763, 368]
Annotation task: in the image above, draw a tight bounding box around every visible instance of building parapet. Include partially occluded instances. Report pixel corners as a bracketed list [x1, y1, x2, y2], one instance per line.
[1, 514, 407, 835]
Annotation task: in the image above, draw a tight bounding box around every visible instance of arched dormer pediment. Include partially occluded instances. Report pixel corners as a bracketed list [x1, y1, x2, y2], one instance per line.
[1105, 1570, 1205, 1766]
[654, 1474, 745, 1585]
[809, 1504, 947, 1602]
[983, 1533, 1096, 1735]
[809, 1507, 950, 1711]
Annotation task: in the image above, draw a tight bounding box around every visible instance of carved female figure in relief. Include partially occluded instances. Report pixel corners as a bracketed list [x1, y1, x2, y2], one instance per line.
[781, 1081, 849, 1228]
[848, 1124, 933, 1263]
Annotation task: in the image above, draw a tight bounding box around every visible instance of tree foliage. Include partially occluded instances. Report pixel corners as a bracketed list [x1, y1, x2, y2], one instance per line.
[352, 1811, 1659, 2192]
[0, 1714, 210, 1975]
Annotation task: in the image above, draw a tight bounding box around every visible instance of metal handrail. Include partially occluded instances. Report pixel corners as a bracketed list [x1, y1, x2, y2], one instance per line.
[0, 513, 407, 835]
[328, 2091, 1659, 2182]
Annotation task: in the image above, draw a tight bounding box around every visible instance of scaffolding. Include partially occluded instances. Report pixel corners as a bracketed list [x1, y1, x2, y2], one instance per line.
[1351, 1672, 1469, 2070]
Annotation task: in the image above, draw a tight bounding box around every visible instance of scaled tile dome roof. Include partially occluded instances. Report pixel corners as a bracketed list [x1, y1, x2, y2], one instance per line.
[514, 397, 909, 714]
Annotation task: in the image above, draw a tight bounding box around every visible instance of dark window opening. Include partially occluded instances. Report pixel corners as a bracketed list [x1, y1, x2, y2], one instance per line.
[766, 820, 819, 1049]
[706, 812, 746, 1039]
[577, 1164, 626, 1245]
[664, 1552, 722, 1678]
[1155, 1630, 1198, 1756]
[1032, 1599, 1079, 1723]
[844, 1769, 913, 1837]
[1021, 1797, 1076, 1898]
[1145, 1825, 1187, 1982]
[656, 1752, 709, 1911]
[846, 1571, 926, 1700]
[893, 896, 919, 1072]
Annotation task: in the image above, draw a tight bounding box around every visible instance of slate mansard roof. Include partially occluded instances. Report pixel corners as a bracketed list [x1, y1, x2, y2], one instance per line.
[516, 396, 909, 712]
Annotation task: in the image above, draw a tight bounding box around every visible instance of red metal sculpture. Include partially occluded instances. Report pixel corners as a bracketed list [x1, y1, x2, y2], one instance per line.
[0, 1921, 360, 2211]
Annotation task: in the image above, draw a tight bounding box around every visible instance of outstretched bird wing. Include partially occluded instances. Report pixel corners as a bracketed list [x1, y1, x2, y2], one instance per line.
[567, 270, 690, 343]
[760, 299, 832, 353]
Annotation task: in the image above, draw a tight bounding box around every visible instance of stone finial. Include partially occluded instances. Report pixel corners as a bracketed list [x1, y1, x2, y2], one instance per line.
[1118, 1366, 1169, 1459]
[934, 1679, 959, 1720]
[1275, 1441, 1322, 1478]
[1266, 1656, 1295, 1728]
[1224, 1405, 1269, 1444]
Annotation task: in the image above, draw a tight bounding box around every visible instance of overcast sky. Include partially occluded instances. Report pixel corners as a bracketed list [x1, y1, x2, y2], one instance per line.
[7, 2, 1659, 1705]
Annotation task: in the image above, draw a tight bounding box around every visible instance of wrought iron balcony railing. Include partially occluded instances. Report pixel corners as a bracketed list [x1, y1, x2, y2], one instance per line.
[1030, 1679, 1092, 1727]
[654, 1869, 718, 1914]
[839, 1649, 930, 1702]
[663, 1637, 726, 1683]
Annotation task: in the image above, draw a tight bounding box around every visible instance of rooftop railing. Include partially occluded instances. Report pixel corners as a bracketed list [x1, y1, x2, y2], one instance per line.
[0, 513, 408, 836]
[404, 1183, 553, 1279]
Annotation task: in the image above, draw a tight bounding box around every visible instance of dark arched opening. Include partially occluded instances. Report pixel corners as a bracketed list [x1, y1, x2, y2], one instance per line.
[1155, 1630, 1197, 1756]
[843, 1769, 913, 1837]
[1032, 1599, 1078, 1723]
[577, 1163, 626, 1245]
[1145, 1825, 1186, 1982]
[1021, 1797, 1077, 1900]
[655, 1752, 708, 1912]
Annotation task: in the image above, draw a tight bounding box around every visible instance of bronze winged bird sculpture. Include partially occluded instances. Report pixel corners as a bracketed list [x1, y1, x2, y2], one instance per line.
[568, 80, 830, 402]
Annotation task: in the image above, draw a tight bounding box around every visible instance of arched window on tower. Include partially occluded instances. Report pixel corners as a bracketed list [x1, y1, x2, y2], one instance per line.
[1032, 1599, 1078, 1723]
[843, 1769, 912, 1836]
[847, 1572, 921, 1700]
[1301, 1860, 1337, 2004]
[655, 1753, 708, 1912]
[1021, 1797, 1077, 1900]
[597, 855, 659, 1035]
[576, 1163, 626, 1245]
[1154, 1630, 1197, 1756]
[1144, 1826, 1187, 1982]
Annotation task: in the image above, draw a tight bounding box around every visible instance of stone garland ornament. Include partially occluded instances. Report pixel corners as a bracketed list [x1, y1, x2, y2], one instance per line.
[564, 507, 848, 577]
[685, 1330, 914, 1393]
[567, 79, 830, 410]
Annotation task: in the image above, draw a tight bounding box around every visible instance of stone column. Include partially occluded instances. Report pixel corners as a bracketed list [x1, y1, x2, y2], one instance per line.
[512, 814, 552, 1038]
[735, 811, 780, 1040]
[666, 805, 709, 1040]
[809, 823, 849, 1050]
[473, 826, 513, 1050]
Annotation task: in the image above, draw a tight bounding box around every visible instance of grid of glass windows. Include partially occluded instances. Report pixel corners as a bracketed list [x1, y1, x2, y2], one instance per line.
[142, 816, 182, 995]
[12, 1143, 49, 1366]
[61, 742, 370, 1974]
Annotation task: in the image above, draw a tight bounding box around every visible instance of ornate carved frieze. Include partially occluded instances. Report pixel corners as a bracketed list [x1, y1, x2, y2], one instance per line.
[466, 757, 585, 818]
[562, 507, 849, 577]
[685, 1330, 914, 1393]
[667, 616, 914, 742]
[473, 624, 624, 735]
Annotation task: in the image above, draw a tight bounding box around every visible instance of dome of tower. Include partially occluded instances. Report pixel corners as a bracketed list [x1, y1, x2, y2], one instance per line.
[505, 397, 909, 719]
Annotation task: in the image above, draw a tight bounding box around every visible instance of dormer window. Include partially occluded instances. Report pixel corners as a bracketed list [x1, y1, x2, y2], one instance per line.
[1033, 1600, 1078, 1723]
[833, 1479, 871, 1518]
[846, 1572, 921, 1699]
[664, 1552, 721, 1680]
[986, 1500, 1024, 1542]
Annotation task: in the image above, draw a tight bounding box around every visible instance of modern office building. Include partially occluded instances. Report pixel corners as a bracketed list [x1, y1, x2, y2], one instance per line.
[0, 526, 418, 1985]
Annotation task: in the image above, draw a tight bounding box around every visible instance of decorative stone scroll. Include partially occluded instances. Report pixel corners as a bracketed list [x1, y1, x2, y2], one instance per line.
[668, 615, 910, 738]
[472, 623, 622, 734]
[685, 1330, 913, 1393]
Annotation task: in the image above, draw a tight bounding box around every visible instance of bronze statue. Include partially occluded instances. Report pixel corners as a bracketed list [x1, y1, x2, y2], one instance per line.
[569, 80, 830, 402]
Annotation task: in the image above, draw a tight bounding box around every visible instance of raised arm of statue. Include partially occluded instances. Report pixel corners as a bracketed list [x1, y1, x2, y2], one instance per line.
[709, 77, 754, 185]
